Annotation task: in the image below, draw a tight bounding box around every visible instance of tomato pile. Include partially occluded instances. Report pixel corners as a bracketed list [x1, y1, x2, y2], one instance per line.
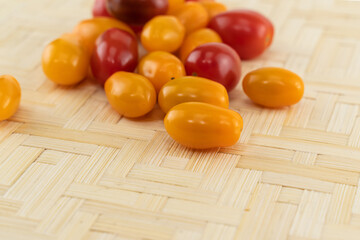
[40, 0, 305, 149]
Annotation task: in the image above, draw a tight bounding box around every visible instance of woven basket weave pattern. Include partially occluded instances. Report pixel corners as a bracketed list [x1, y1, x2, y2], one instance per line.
[1, 0, 360, 239]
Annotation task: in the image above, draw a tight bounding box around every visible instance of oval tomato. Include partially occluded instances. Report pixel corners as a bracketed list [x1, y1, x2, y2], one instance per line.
[107, 0, 168, 26]
[179, 28, 222, 62]
[42, 36, 89, 86]
[209, 10, 274, 60]
[242, 67, 304, 108]
[185, 42, 241, 91]
[138, 51, 185, 93]
[172, 2, 208, 34]
[158, 76, 229, 113]
[164, 102, 243, 149]
[92, 0, 111, 17]
[141, 15, 185, 53]
[73, 17, 135, 54]
[0, 75, 21, 121]
[91, 28, 138, 85]
[105, 72, 156, 118]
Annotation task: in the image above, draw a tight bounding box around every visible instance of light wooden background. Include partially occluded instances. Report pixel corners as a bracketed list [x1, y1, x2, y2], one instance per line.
[1, 0, 360, 239]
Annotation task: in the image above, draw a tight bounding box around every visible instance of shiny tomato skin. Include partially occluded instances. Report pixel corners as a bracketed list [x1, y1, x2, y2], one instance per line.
[179, 28, 222, 62]
[158, 76, 229, 113]
[105, 72, 156, 118]
[42, 37, 89, 86]
[92, 0, 111, 17]
[107, 0, 168, 26]
[91, 28, 138, 85]
[242, 67, 304, 108]
[141, 16, 185, 53]
[185, 42, 241, 91]
[209, 10, 274, 60]
[138, 51, 185, 93]
[164, 102, 243, 149]
[73, 17, 135, 54]
[0, 75, 21, 121]
[172, 2, 209, 34]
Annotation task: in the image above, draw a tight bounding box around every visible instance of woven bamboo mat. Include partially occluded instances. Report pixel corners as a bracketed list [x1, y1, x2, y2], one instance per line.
[1, 0, 360, 239]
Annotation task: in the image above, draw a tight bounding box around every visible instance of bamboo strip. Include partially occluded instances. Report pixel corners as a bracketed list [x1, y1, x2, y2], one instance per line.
[22, 136, 98, 155]
[234, 184, 281, 239]
[163, 198, 243, 225]
[100, 177, 219, 204]
[16, 123, 128, 149]
[261, 171, 335, 193]
[289, 191, 331, 239]
[92, 214, 175, 240]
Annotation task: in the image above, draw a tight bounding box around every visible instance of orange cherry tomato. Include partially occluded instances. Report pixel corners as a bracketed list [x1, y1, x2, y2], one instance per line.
[167, 0, 185, 14]
[0, 75, 21, 121]
[164, 102, 243, 149]
[179, 28, 222, 62]
[200, 1, 227, 19]
[138, 51, 185, 93]
[141, 16, 185, 53]
[42, 36, 89, 86]
[172, 2, 209, 34]
[73, 17, 135, 54]
[242, 67, 304, 108]
[105, 72, 156, 118]
[158, 76, 229, 113]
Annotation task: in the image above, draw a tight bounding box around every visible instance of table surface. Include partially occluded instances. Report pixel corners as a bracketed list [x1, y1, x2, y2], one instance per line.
[1, 0, 360, 239]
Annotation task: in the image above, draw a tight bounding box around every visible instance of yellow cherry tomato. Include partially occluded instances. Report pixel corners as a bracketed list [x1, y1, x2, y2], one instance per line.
[164, 102, 243, 149]
[0, 75, 21, 121]
[167, 0, 185, 14]
[42, 36, 89, 86]
[73, 17, 135, 54]
[105, 72, 156, 118]
[138, 51, 185, 93]
[179, 28, 222, 62]
[242, 67, 304, 108]
[141, 16, 185, 53]
[172, 2, 209, 34]
[158, 76, 229, 113]
[200, 1, 227, 19]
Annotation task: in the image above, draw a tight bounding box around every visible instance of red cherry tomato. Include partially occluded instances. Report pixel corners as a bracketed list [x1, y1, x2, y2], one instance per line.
[184, 42, 241, 91]
[91, 28, 138, 85]
[106, 0, 168, 26]
[92, 0, 111, 17]
[209, 10, 274, 60]
[73, 17, 135, 55]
